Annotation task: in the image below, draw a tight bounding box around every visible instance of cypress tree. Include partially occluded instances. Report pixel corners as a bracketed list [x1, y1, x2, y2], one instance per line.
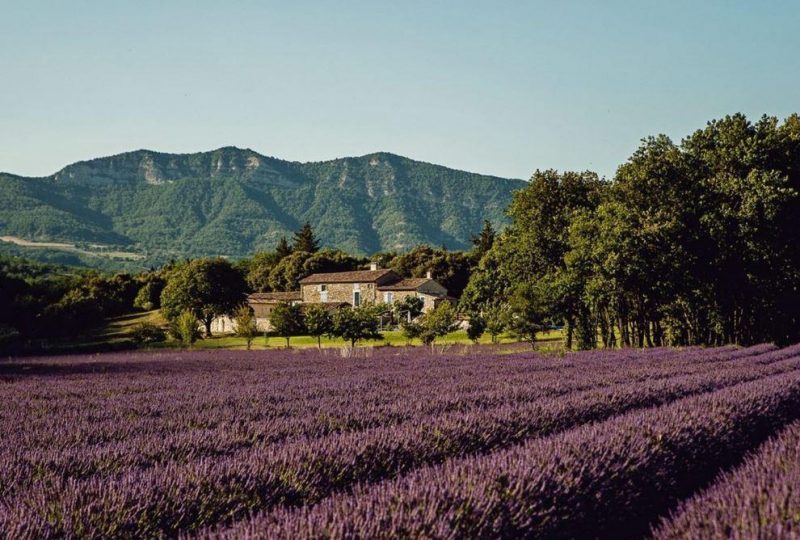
[292, 222, 320, 253]
[275, 236, 293, 258]
[471, 219, 496, 258]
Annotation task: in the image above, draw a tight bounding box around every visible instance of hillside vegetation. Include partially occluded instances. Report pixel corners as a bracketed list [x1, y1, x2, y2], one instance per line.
[0, 148, 524, 266]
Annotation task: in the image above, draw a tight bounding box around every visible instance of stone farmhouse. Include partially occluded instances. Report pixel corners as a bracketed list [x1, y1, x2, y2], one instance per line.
[210, 264, 452, 333]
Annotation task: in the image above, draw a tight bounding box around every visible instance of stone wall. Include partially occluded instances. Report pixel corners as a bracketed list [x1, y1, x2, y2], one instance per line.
[302, 282, 379, 305]
[210, 315, 271, 334]
[379, 289, 446, 313]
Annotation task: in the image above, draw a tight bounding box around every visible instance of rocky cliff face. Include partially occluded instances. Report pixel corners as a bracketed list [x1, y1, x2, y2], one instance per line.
[52, 147, 302, 188]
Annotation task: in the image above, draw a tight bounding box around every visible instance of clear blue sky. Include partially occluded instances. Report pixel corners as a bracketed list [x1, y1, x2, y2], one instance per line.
[1, 0, 798, 180]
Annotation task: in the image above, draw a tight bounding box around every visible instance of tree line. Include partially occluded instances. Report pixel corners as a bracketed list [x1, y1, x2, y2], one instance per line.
[2, 113, 798, 352]
[462, 113, 800, 348]
[0, 221, 477, 352]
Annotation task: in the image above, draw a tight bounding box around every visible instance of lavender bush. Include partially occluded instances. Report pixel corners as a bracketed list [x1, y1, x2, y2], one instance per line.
[0, 343, 798, 538]
[210, 371, 800, 539]
[654, 420, 800, 539]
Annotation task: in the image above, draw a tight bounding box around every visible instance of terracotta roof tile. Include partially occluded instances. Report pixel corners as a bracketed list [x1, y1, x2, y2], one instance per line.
[377, 278, 434, 291]
[248, 291, 302, 303]
[299, 269, 398, 284]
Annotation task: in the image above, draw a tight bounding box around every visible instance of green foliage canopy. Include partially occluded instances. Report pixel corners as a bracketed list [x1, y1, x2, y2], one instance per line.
[160, 258, 247, 337]
[303, 304, 333, 349]
[331, 304, 383, 348]
[269, 302, 305, 348]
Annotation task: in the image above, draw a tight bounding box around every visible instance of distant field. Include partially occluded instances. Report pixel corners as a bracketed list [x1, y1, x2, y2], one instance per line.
[0, 235, 143, 260]
[3, 344, 800, 538]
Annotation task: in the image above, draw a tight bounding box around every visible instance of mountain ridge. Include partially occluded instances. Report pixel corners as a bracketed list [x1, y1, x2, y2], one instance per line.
[0, 147, 527, 266]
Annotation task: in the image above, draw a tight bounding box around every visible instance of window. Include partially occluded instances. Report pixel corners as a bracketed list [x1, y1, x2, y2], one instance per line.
[353, 283, 361, 292]
[354, 290, 361, 307]
[383, 292, 394, 304]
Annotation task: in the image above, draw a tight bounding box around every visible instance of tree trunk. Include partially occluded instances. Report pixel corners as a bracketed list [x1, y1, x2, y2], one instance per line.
[317, 335, 322, 349]
[565, 321, 574, 350]
[619, 316, 630, 347]
[204, 316, 213, 338]
[285, 336, 290, 348]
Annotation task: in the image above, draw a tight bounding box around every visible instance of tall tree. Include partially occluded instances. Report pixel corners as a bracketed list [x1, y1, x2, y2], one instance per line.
[460, 170, 606, 321]
[246, 251, 282, 292]
[275, 236, 293, 259]
[160, 258, 247, 337]
[293, 222, 320, 253]
[470, 219, 496, 260]
[389, 245, 474, 298]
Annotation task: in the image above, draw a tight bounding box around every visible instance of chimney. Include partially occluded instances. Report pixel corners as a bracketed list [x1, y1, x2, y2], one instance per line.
[370, 262, 379, 271]
[426, 270, 432, 279]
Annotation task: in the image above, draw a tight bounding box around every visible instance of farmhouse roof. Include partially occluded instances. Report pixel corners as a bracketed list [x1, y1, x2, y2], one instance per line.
[248, 291, 302, 303]
[299, 269, 399, 284]
[377, 278, 436, 291]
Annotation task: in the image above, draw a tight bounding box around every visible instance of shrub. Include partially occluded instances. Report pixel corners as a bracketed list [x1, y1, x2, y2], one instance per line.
[131, 322, 167, 345]
[400, 320, 422, 344]
[234, 306, 258, 350]
[169, 310, 201, 347]
[133, 281, 163, 311]
[484, 306, 507, 344]
[418, 302, 460, 348]
[466, 315, 486, 343]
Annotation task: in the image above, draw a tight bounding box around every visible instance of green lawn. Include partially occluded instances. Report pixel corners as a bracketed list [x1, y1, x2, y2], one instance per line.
[85, 310, 564, 351]
[93, 310, 166, 343]
[30, 310, 167, 354]
[191, 328, 564, 350]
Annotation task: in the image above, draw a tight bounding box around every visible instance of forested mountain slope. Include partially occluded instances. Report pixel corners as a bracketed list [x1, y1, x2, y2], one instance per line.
[0, 147, 525, 265]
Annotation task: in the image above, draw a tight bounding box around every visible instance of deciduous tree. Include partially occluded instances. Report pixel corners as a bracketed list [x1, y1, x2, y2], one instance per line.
[304, 304, 333, 349]
[160, 258, 247, 337]
[234, 305, 259, 350]
[331, 304, 383, 348]
[269, 302, 305, 348]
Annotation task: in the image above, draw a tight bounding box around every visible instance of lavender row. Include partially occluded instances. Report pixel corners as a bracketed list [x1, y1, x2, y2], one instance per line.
[0, 349, 788, 496]
[210, 370, 800, 540]
[3, 349, 796, 538]
[2, 344, 771, 455]
[3, 345, 769, 481]
[653, 420, 800, 539]
[2, 345, 783, 495]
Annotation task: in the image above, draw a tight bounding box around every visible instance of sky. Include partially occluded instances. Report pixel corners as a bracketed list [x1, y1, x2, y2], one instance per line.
[1, 1, 798, 180]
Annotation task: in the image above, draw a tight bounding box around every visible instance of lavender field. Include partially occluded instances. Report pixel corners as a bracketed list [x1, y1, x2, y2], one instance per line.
[2, 344, 800, 539]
